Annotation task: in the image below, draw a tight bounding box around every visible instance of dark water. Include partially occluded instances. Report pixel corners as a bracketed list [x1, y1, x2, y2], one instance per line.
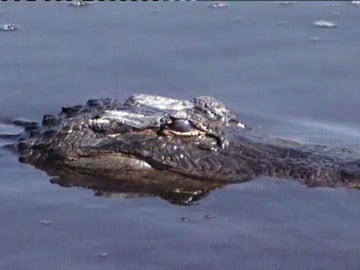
[1, 2, 360, 269]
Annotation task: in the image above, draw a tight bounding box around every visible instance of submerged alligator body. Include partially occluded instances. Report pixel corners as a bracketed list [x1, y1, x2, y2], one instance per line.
[2, 94, 360, 203]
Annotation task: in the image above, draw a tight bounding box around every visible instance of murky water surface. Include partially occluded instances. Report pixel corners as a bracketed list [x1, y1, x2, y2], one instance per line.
[1, 2, 360, 269]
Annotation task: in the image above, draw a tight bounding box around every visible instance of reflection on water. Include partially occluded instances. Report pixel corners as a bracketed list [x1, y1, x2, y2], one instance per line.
[37, 162, 222, 206]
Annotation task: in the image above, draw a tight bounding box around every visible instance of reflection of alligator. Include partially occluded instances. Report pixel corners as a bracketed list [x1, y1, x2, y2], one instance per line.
[40, 165, 221, 205]
[2, 94, 360, 204]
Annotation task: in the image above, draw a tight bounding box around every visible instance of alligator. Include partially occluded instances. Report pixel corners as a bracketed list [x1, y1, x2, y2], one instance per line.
[1, 94, 360, 204]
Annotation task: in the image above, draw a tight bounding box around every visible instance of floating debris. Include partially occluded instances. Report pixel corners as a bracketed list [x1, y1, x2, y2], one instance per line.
[209, 2, 228, 9]
[351, 1, 360, 4]
[0, 23, 20, 32]
[180, 217, 192, 222]
[204, 214, 216, 220]
[277, 1, 293, 6]
[233, 17, 258, 25]
[277, 20, 288, 26]
[97, 251, 109, 258]
[39, 219, 53, 226]
[327, 3, 342, 7]
[309, 36, 323, 42]
[69, 0, 90, 7]
[150, 9, 163, 15]
[312, 20, 337, 28]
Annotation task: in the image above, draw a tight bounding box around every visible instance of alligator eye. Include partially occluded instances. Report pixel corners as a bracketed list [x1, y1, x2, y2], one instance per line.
[168, 119, 194, 133]
[206, 111, 218, 120]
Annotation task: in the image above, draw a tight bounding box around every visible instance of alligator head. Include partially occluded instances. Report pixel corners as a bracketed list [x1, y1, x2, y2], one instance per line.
[2, 94, 360, 204]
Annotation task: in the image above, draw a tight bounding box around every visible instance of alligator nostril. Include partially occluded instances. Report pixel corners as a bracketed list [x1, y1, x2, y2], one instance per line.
[17, 142, 30, 151]
[42, 115, 58, 127]
[86, 99, 103, 107]
[61, 105, 83, 117]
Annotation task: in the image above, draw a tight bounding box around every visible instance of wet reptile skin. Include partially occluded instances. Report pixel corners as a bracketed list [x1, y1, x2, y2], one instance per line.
[8, 94, 360, 189]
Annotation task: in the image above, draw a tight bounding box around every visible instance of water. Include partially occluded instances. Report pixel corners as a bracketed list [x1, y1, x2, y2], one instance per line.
[1, 2, 360, 269]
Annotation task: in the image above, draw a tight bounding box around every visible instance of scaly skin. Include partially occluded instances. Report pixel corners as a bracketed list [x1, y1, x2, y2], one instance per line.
[9, 94, 360, 189]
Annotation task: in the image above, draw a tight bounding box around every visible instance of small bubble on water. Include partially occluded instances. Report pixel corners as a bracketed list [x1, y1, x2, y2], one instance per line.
[97, 251, 108, 258]
[0, 23, 20, 32]
[39, 219, 53, 226]
[69, 0, 90, 7]
[209, 2, 228, 9]
[181, 217, 192, 222]
[313, 20, 337, 28]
